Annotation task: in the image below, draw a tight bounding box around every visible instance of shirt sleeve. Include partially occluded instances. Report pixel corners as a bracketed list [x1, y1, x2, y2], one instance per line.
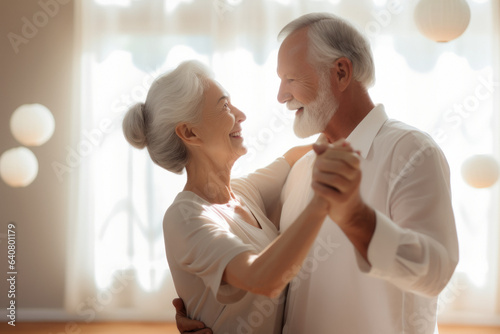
[234, 157, 291, 219]
[360, 133, 459, 297]
[164, 199, 255, 304]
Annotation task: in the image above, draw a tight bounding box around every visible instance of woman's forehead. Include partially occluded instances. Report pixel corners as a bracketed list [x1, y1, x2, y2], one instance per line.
[205, 80, 229, 102]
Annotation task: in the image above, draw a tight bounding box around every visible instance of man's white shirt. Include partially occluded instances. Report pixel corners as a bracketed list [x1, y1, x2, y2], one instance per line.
[280, 105, 459, 334]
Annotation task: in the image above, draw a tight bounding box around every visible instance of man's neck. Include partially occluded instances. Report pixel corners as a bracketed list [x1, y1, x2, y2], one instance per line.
[324, 86, 375, 142]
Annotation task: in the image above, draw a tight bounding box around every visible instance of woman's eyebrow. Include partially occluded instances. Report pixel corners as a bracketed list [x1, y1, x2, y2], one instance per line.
[216, 95, 230, 105]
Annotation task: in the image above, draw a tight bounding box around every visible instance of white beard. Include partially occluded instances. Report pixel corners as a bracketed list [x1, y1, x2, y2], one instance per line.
[288, 75, 338, 139]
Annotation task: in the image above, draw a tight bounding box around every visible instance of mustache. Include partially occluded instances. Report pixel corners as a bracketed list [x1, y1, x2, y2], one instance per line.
[286, 100, 303, 110]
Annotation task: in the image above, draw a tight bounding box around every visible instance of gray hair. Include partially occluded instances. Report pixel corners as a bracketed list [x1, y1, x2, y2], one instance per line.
[278, 13, 375, 87]
[122, 60, 213, 174]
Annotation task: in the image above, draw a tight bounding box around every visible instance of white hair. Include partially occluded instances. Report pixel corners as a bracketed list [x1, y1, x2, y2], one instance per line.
[279, 12, 375, 87]
[122, 60, 213, 174]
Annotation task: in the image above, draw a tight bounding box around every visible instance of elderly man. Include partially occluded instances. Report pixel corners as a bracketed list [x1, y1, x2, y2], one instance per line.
[175, 13, 459, 334]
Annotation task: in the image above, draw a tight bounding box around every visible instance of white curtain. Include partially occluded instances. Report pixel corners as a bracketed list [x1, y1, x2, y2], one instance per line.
[66, 0, 500, 323]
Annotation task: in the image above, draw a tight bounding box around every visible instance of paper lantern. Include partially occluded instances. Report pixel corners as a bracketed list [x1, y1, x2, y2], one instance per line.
[0, 147, 39, 187]
[414, 0, 471, 42]
[461, 154, 499, 188]
[10, 104, 55, 146]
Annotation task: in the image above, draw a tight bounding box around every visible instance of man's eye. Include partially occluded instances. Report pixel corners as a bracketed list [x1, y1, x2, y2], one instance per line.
[287, 79, 295, 83]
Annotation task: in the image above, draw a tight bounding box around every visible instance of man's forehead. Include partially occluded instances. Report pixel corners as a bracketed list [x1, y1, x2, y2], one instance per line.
[280, 28, 308, 52]
[277, 35, 308, 74]
[283, 42, 304, 57]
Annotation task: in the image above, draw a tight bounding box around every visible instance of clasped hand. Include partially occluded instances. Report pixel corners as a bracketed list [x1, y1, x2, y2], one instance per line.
[311, 135, 365, 227]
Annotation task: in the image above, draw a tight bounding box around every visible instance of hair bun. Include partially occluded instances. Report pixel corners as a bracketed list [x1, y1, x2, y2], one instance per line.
[122, 102, 148, 149]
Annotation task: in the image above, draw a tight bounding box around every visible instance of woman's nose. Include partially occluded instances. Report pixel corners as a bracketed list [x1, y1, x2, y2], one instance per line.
[234, 106, 246, 123]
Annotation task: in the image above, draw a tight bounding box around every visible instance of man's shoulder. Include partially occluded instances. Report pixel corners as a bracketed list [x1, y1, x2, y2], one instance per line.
[382, 118, 426, 138]
[379, 119, 441, 152]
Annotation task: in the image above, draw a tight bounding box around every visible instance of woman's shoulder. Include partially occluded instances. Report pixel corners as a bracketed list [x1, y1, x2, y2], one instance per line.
[163, 192, 228, 233]
[165, 192, 210, 220]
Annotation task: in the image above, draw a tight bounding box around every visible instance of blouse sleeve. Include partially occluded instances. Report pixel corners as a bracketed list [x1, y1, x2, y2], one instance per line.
[233, 157, 291, 218]
[163, 197, 255, 304]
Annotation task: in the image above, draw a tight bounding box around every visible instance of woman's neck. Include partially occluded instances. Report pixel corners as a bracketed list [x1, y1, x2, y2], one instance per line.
[184, 156, 235, 204]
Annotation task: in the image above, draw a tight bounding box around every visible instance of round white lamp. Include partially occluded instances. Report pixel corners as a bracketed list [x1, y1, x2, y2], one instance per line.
[461, 154, 500, 188]
[10, 104, 55, 146]
[0, 147, 39, 187]
[414, 0, 471, 43]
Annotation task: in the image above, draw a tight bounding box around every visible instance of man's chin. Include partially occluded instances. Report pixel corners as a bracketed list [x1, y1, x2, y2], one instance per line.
[293, 125, 321, 139]
[293, 117, 322, 138]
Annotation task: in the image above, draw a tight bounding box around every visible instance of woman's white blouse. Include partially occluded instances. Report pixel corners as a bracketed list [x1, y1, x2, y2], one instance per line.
[163, 157, 290, 334]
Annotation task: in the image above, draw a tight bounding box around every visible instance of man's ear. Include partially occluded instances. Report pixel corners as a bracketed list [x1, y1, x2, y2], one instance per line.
[175, 123, 202, 147]
[330, 57, 353, 92]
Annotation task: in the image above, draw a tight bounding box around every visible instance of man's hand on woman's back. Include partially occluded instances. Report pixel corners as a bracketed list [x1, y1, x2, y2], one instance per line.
[172, 298, 212, 334]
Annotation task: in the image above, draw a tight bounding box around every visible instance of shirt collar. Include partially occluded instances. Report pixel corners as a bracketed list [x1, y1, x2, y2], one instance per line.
[346, 104, 388, 159]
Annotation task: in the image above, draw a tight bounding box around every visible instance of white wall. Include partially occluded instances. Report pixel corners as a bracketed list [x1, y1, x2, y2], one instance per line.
[0, 0, 75, 320]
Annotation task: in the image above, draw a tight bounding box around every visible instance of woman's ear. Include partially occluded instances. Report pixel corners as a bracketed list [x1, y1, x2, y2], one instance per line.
[175, 123, 202, 147]
[330, 57, 353, 92]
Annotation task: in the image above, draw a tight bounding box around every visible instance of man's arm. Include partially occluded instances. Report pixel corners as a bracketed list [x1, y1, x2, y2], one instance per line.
[363, 139, 458, 297]
[312, 135, 459, 297]
[311, 137, 375, 262]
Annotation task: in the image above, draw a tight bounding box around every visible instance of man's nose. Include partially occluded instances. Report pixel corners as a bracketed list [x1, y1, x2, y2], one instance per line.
[277, 82, 291, 104]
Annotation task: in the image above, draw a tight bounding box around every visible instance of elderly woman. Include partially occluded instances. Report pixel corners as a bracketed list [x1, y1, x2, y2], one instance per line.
[122, 60, 340, 333]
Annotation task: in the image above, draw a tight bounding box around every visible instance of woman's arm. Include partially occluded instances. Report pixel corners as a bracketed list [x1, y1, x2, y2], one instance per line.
[283, 135, 328, 167]
[240, 144, 311, 229]
[256, 143, 312, 226]
[283, 144, 313, 167]
[223, 137, 359, 298]
[222, 195, 328, 298]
